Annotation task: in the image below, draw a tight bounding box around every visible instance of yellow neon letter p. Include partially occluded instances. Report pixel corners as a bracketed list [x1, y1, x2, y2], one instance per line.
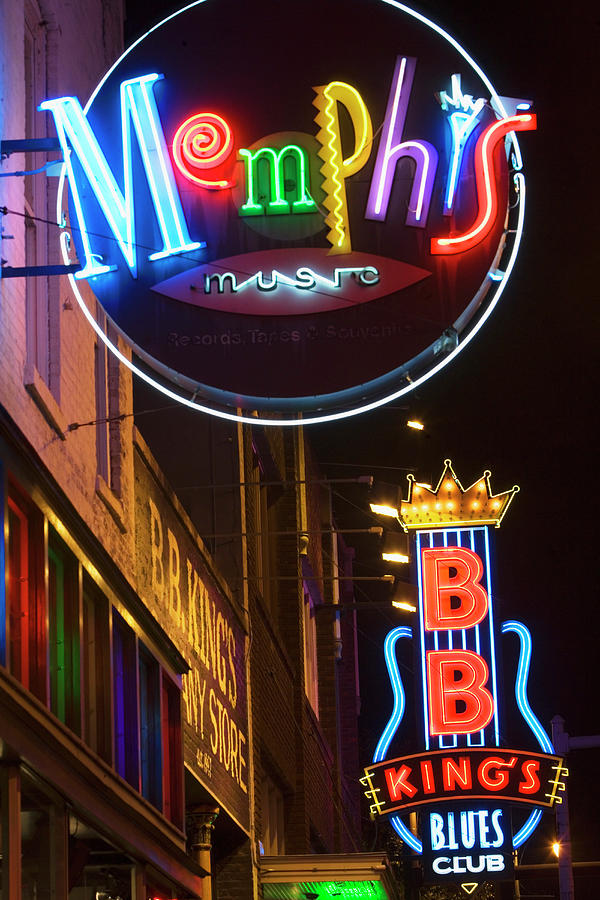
[313, 81, 373, 255]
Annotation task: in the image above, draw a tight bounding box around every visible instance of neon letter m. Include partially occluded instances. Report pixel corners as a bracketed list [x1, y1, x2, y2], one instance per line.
[40, 74, 203, 279]
[238, 145, 317, 217]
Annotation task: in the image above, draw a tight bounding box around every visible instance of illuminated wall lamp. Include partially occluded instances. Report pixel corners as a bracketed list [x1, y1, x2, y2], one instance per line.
[390, 580, 418, 613]
[383, 551, 409, 563]
[407, 419, 424, 431]
[552, 841, 560, 858]
[382, 530, 409, 564]
[392, 599, 417, 613]
[370, 503, 399, 517]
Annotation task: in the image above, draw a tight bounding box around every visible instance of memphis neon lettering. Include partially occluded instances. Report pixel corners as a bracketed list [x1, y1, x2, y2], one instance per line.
[41, 62, 536, 280]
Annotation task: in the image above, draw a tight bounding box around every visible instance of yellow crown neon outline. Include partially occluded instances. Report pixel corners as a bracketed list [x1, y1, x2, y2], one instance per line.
[398, 459, 519, 531]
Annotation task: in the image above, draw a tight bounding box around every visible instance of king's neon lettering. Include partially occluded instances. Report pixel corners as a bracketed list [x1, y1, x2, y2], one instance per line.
[385, 764, 418, 800]
[478, 755, 517, 791]
[442, 755, 472, 791]
[518, 759, 541, 794]
[40, 74, 203, 280]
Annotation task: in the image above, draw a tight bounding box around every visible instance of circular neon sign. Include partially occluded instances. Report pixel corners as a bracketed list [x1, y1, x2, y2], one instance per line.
[49, 0, 535, 425]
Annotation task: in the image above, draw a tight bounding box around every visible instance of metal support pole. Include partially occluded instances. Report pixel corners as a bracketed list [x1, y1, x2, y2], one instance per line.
[551, 716, 575, 900]
[186, 804, 219, 900]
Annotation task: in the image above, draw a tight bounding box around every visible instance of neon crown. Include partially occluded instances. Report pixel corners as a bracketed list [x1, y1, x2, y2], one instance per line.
[399, 459, 519, 530]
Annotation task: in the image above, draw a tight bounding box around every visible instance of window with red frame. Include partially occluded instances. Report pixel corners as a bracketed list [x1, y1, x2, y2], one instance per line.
[161, 673, 183, 829]
[6, 480, 46, 701]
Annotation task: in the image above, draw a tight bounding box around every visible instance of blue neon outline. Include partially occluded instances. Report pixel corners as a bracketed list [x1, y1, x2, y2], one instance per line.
[54, 0, 529, 426]
[391, 815, 423, 853]
[41, 74, 202, 279]
[373, 626, 413, 762]
[501, 619, 553, 848]
[444, 106, 484, 213]
[501, 621, 552, 752]
[372, 624, 423, 853]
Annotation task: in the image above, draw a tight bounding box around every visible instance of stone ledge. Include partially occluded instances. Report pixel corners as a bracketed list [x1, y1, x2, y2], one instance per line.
[95, 473, 127, 533]
[24, 362, 67, 439]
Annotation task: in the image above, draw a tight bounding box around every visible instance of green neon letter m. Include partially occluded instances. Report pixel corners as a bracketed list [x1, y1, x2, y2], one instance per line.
[40, 74, 203, 279]
[238, 145, 317, 217]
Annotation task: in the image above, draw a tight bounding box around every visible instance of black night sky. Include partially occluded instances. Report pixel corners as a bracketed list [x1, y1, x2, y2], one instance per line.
[124, 0, 599, 887]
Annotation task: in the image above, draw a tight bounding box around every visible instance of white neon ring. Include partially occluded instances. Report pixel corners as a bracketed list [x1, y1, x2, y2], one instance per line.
[57, 0, 525, 427]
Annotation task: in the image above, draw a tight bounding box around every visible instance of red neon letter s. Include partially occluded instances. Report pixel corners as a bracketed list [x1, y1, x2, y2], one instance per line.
[518, 759, 541, 795]
[422, 547, 488, 631]
[427, 650, 494, 735]
[430, 113, 537, 255]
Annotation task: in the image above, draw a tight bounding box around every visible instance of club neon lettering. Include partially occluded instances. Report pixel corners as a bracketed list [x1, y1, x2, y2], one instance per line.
[432, 855, 505, 875]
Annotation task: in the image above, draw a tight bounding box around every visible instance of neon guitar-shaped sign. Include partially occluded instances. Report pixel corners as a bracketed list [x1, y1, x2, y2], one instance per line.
[362, 461, 567, 885]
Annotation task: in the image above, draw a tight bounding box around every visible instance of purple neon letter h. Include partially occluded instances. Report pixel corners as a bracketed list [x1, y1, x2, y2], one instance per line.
[366, 56, 438, 228]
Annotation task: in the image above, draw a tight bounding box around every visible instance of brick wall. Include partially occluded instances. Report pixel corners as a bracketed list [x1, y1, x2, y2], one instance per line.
[0, 0, 136, 585]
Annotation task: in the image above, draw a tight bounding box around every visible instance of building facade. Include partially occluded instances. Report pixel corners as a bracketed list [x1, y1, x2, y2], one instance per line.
[0, 2, 391, 897]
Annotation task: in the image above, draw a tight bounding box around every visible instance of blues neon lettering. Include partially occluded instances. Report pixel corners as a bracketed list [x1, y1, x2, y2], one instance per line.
[40, 74, 203, 279]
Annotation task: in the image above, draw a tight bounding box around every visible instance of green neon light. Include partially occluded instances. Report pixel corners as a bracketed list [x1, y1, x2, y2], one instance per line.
[263, 881, 388, 899]
[239, 144, 317, 217]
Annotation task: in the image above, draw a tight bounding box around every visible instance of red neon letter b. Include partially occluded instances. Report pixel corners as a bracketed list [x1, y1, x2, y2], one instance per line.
[427, 649, 494, 735]
[422, 547, 488, 630]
